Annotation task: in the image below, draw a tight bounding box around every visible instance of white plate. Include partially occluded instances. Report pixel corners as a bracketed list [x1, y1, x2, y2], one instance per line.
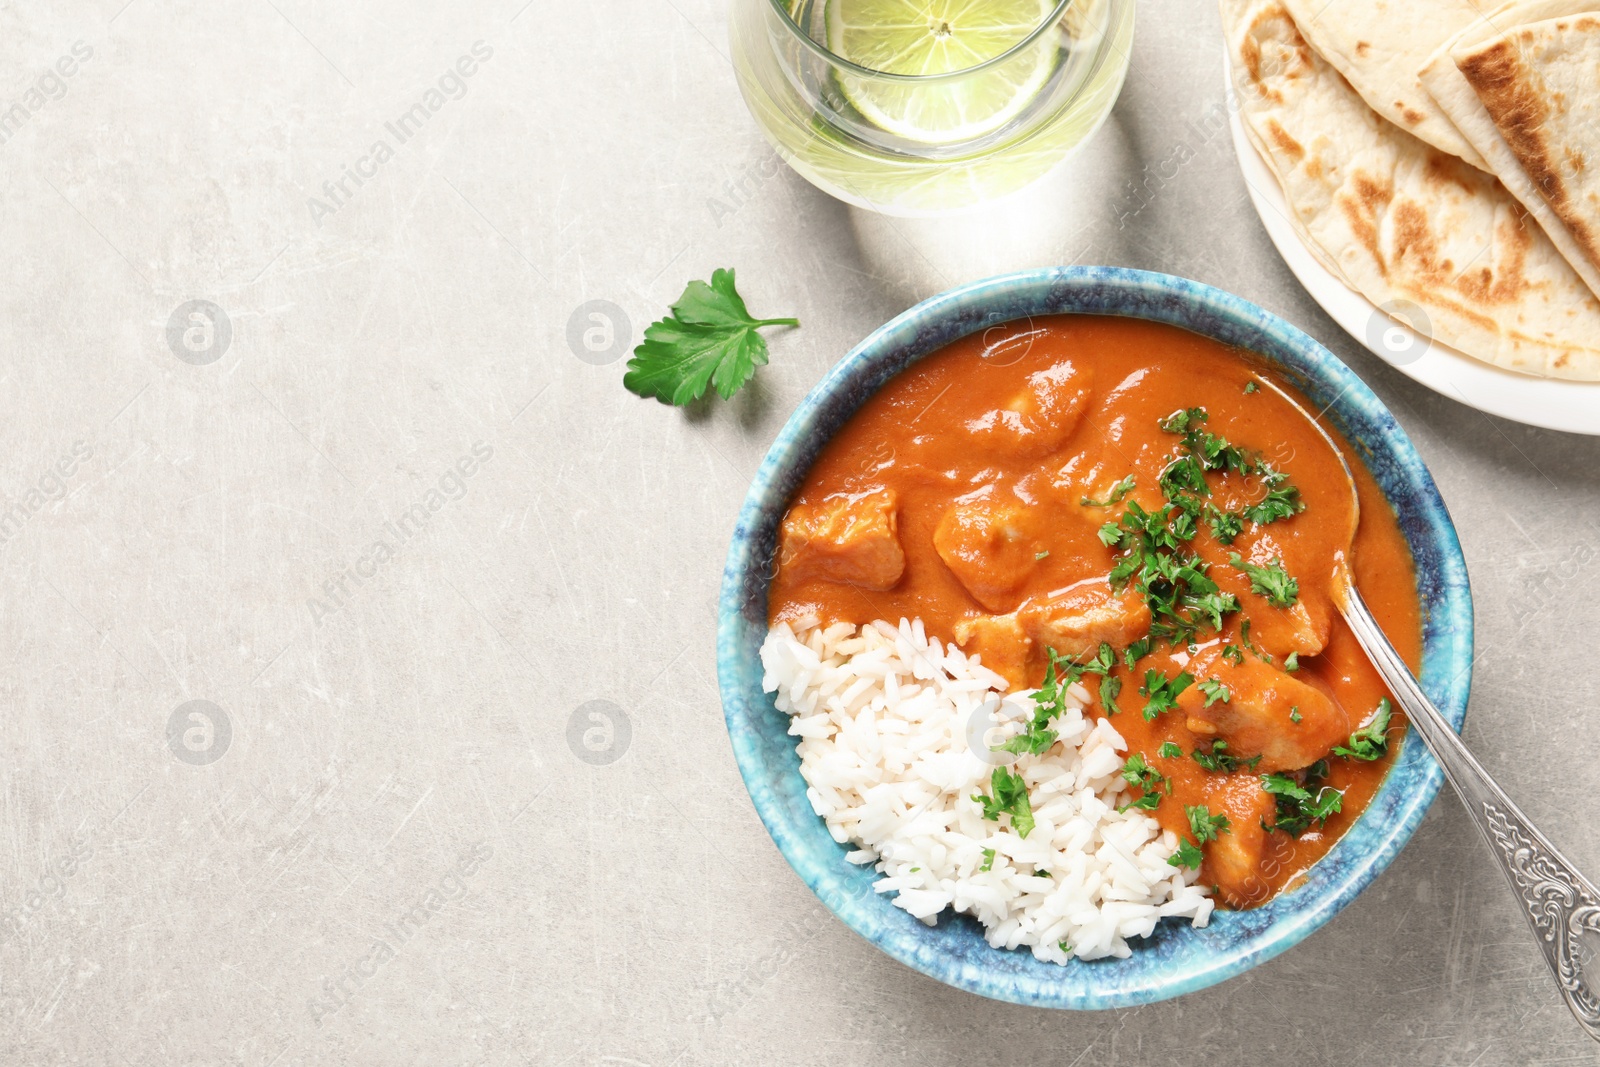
[1223, 58, 1600, 435]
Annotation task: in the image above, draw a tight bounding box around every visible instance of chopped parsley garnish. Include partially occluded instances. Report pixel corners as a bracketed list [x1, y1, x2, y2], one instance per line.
[1220, 643, 1245, 666]
[623, 268, 798, 404]
[1198, 677, 1231, 707]
[1204, 503, 1245, 544]
[1121, 752, 1167, 792]
[1099, 674, 1122, 716]
[1159, 407, 1207, 434]
[1157, 407, 1304, 536]
[1096, 407, 1309, 654]
[1239, 619, 1274, 663]
[1104, 505, 1240, 647]
[972, 766, 1035, 838]
[1167, 804, 1230, 870]
[993, 653, 1068, 756]
[980, 848, 996, 872]
[1158, 741, 1183, 759]
[1163, 407, 1259, 480]
[1118, 752, 1168, 812]
[1284, 652, 1300, 672]
[1191, 739, 1261, 773]
[1168, 838, 1205, 870]
[1333, 698, 1393, 761]
[1230, 553, 1300, 607]
[1140, 669, 1194, 721]
[1159, 454, 1210, 501]
[1289, 707, 1302, 724]
[1083, 642, 1117, 677]
[1123, 637, 1152, 668]
[1035, 550, 1050, 561]
[1245, 381, 1259, 394]
[1102, 500, 1184, 557]
[1242, 468, 1304, 526]
[1082, 475, 1136, 508]
[1187, 804, 1232, 843]
[1045, 647, 1091, 689]
[1261, 761, 1343, 836]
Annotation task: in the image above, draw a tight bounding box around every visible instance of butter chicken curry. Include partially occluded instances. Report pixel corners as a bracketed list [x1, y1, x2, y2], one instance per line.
[768, 316, 1420, 908]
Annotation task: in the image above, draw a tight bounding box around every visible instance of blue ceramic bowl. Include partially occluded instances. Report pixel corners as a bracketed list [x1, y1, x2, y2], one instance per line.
[717, 267, 1472, 1008]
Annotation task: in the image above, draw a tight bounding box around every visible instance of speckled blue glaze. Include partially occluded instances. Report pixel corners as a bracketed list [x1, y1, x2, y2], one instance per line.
[716, 267, 1473, 1009]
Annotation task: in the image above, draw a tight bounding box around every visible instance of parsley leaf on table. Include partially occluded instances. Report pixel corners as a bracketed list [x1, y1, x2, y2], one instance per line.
[623, 268, 798, 405]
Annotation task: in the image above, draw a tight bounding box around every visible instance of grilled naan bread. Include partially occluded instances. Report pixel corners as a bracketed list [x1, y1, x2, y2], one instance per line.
[1278, 0, 1493, 168]
[1457, 13, 1600, 293]
[1418, 1, 1600, 301]
[1224, 0, 1600, 379]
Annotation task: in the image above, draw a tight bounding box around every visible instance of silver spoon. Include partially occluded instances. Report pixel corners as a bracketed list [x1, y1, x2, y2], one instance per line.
[1260, 375, 1600, 1041]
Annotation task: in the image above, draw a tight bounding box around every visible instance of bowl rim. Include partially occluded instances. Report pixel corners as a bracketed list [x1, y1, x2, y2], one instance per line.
[716, 266, 1473, 1008]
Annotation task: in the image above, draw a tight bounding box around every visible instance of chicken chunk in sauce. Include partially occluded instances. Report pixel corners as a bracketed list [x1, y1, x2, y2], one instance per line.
[951, 614, 1032, 688]
[777, 488, 905, 591]
[932, 499, 1038, 612]
[1024, 587, 1151, 660]
[952, 587, 1149, 688]
[962, 362, 1092, 458]
[1178, 648, 1351, 774]
[1201, 775, 1280, 907]
[1214, 533, 1332, 659]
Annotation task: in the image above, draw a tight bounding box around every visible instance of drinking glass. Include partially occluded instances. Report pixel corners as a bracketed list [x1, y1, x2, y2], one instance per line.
[729, 0, 1135, 216]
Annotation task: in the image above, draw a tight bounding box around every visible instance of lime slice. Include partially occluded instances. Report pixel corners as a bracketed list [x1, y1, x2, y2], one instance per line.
[826, 0, 1060, 145]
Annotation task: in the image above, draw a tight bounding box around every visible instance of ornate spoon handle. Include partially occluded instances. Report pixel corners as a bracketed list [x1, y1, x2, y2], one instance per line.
[1340, 583, 1600, 1041]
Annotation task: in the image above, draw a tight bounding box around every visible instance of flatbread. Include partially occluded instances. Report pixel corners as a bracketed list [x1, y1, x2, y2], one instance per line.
[1223, 0, 1600, 379]
[1457, 13, 1600, 288]
[1418, 1, 1600, 300]
[1279, 0, 1494, 168]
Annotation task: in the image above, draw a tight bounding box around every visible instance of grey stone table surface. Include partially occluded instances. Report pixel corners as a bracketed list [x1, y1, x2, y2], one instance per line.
[2, 0, 1598, 1063]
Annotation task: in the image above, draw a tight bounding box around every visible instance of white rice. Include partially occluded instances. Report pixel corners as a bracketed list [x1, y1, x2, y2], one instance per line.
[760, 617, 1213, 963]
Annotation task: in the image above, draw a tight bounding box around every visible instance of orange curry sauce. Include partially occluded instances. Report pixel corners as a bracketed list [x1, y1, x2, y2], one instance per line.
[767, 316, 1421, 907]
